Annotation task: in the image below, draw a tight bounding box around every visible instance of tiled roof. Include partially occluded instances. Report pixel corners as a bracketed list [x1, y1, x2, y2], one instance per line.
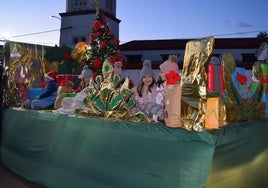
[119, 37, 268, 51]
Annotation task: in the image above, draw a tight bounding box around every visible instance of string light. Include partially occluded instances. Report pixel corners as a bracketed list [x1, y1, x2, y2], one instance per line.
[0, 28, 267, 46]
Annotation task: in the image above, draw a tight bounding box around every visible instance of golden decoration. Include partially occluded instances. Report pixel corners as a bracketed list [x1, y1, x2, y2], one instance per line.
[75, 58, 148, 122]
[222, 54, 266, 123]
[181, 37, 215, 131]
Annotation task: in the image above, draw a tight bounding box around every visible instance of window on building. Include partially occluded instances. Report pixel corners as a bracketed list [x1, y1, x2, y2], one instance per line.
[125, 55, 142, 64]
[241, 53, 257, 63]
[106, 0, 113, 11]
[71, 0, 88, 11]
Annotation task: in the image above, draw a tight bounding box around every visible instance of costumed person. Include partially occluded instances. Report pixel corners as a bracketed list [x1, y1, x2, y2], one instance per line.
[31, 70, 58, 110]
[132, 60, 157, 113]
[53, 65, 94, 114]
[29, 59, 44, 88]
[13, 61, 31, 107]
[113, 61, 126, 89]
[114, 61, 123, 76]
[113, 61, 134, 90]
[54, 80, 75, 110]
[76, 65, 94, 92]
[145, 55, 179, 123]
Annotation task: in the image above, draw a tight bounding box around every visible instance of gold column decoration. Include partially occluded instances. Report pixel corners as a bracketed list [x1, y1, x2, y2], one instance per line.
[222, 53, 243, 105]
[181, 37, 214, 131]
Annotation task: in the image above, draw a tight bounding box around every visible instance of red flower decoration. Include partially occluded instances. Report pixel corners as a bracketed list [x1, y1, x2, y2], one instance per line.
[115, 52, 122, 59]
[101, 15, 106, 22]
[166, 71, 181, 85]
[109, 56, 117, 65]
[93, 20, 102, 30]
[93, 58, 102, 69]
[95, 32, 101, 36]
[113, 38, 120, 45]
[89, 35, 95, 45]
[100, 40, 107, 48]
[236, 73, 247, 85]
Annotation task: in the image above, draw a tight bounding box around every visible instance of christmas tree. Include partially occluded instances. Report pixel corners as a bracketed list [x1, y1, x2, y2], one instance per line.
[83, 0, 124, 77]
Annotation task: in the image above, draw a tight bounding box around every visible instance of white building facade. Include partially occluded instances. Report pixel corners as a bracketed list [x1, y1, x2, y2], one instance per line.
[119, 38, 268, 85]
[59, 0, 120, 48]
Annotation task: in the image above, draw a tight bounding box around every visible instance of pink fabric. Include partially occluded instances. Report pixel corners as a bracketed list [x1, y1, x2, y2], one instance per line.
[14, 63, 30, 103]
[159, 60, 179, 75]
[114, 61, 123, 76]
[132, 84, 157, 110]
[155, 82, 166, 105]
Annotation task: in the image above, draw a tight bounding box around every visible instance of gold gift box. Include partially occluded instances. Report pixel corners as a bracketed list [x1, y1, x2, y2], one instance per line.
[205, 97, 226, 130]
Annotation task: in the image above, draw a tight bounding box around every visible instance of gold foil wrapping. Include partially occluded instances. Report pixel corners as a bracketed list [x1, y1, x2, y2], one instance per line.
[7, 43, 58, 78]
[5, 42, 58, 107]
[76, 59, 148, 122]
[181, 37, 214, 131]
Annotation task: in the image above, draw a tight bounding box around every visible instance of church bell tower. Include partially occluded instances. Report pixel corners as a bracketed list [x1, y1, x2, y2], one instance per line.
[58, 0, 120, 48]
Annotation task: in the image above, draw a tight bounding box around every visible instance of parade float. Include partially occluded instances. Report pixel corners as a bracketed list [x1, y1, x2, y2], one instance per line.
[1, 3, 268, 188]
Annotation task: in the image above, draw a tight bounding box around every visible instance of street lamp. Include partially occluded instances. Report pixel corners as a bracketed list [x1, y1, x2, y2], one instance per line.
[49, 15, 61, 20]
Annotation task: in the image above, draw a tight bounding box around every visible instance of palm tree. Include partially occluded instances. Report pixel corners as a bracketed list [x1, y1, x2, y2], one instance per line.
[257, 31, 268, 38]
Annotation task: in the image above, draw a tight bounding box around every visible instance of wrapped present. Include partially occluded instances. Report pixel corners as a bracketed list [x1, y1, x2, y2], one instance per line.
[181, 37, 214, 131]
[207, 64, 224, 95]
[164, 83, 182, 128]
[29, 88, 43, 103]
[205, 97, 226, 129]
[163, 71, 182, 127]
[56, 74, 73, 86]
